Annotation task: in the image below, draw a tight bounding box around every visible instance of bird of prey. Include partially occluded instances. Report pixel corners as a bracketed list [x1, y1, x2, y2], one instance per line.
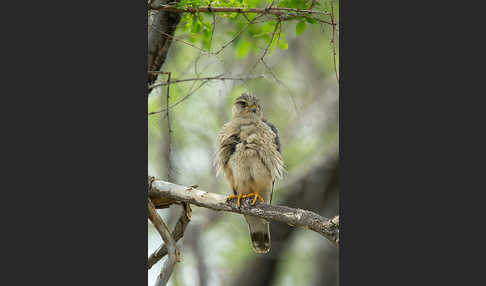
[214, 93, 284, 253]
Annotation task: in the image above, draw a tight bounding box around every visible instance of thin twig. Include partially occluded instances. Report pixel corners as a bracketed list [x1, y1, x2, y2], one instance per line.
[261, 59, 299, 112]
[165, 72, 173, 182]
[148, 179, 340, 245]
[248, 19, 280, 73]
[208, 11, 216, 51]
[330, 0, 339, 82]
[149, 80, 209, 116]
[151, 24, 209, 54]
[148, 71, 170, 74]
[261, 20, 280, 61]
[242, 18, 299, 114]
[148, 74, 265, 89]
[148, 200, 179, 286]
[279, 14, 337, 28]
[211, 13, 264, 55]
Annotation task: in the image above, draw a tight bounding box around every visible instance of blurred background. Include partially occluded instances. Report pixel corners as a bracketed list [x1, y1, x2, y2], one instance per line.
[148, 1, 339, 285]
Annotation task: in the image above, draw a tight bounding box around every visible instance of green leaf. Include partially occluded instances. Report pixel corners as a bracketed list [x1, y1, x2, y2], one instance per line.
[305, 17, 317, 24]
[193, 21, 202, 33]
[202, 25, 212, 50]
[277, 31, 288, 50]
[191, 14, 203, 33]
[278, 39, 288, 50]
[296, 21, 306, 36]
[236, 39, 251, 58]
[290, 0, 307, 9]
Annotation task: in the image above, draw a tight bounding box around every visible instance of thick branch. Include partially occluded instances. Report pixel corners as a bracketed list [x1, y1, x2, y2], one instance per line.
[148, 178, 339, 245]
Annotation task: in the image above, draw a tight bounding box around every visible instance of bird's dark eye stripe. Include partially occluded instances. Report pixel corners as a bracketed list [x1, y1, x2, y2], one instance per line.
[236, 101, 247, 106]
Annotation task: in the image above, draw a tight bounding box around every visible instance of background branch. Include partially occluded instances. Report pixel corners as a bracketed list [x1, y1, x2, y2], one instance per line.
[148, 178, 339, 245]
[148, 203, 192, 270]
[148, 200, 179, 286]
[165, 72, 174, 182]
[148, 74, 265, 90]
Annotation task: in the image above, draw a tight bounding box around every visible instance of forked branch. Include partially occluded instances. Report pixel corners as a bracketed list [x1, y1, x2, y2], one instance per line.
[148, 202, 192, 270]
[148, 199, 179, 286]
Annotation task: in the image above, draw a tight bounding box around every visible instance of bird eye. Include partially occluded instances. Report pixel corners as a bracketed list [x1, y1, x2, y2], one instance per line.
[237, 101, 247, 107]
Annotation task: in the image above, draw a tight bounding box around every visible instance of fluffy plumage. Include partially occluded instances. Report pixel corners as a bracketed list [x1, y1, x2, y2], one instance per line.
[214, 93, 284, 253]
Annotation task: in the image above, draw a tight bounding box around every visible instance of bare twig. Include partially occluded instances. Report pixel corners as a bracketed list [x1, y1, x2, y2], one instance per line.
[148, 71, 170, 74]
[312, 16, 338, 28]
[149, 80, 209, 116]
[148, 74, 265, 89]
[260, 20, 280, 62]
[243, 18, 299, 113]
[279, 14, 337, 28]
[261, 59, 299, 112]
[148, 179, 340, 245]
[148, 199, 179, 286]
[330, 0, 339, 82]
[148, 203, 192, 270]
[165, 72, 173, 182]
[208, 11, 216, 51]
[151, 25, 209, 54]
[247, 19, 280, 73]
[211, 13, 264, 55]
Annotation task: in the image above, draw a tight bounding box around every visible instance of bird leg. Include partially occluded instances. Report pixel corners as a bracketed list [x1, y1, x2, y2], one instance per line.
[226, 193, 247, 207]
[245, 192, 264, 205]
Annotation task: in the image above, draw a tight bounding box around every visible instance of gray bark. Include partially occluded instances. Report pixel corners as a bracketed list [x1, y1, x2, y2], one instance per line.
[148, 0, 181, 85]
[148, 179, 339, 244]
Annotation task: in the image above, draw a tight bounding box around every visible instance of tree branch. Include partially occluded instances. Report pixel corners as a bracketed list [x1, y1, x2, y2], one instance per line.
[151, 5, 330, 17]
[148, 203, 191, 270]
[148, 80, 209, 116]
[330, 0, 339, 82]
[148, 74, 265, 90]
[148, 199, 179, 286]
[165, 72, 174, 182]
[148, 178, 339, 245]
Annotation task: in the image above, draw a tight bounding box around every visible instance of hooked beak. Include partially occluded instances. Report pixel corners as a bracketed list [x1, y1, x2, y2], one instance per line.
[250, 104, 257, 113]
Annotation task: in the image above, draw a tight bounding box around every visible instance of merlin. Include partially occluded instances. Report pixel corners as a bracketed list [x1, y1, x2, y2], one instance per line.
[214, 93, 284, 253]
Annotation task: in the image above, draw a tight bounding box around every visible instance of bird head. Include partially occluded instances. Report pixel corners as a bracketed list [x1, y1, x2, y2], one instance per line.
[231, 93, 263, 119]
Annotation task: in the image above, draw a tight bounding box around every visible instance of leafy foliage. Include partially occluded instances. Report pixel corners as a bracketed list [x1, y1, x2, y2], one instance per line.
[165, 0, 333, 57]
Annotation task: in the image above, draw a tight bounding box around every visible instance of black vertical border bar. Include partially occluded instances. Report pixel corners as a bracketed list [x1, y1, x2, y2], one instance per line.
[1, 1, 149, 284]
[338, 0, 485, 285]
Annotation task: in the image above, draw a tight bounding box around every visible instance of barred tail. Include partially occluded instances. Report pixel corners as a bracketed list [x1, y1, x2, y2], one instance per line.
[245, 215, 271, 254]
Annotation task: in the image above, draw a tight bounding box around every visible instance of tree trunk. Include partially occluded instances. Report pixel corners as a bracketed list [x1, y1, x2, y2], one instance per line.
[148, 0, 181, 85]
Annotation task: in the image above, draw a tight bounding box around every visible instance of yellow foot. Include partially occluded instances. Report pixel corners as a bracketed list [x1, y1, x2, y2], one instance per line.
[227, 194, 247, 207]
[245, 192, 264, 205]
